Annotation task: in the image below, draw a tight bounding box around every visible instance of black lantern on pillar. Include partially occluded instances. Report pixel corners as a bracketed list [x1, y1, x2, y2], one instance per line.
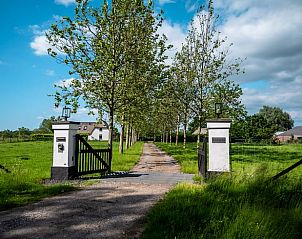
[215, 102, 222, 118]
[62, 106, 71, 121]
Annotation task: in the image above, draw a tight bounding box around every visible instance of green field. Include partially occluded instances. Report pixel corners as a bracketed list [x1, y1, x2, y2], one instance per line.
[155, 142, 302, 177]
[142, 142, 302, 239]
[0, 140, 143, 210]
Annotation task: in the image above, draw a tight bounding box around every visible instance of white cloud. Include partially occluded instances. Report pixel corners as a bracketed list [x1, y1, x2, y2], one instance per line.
[54, 0, 75, 7]
[30, 35, 53, 56]
[55, 78, 75, 88]
[159, 0, 175, 5]
[158, 20, 187, 64]
[185, 0, 201, 13]
[29, 22, 63, 56]
[211, 0, 302, 124]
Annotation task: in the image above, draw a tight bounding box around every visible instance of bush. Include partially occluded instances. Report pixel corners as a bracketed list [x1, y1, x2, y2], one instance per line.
[30, 134, 53, 141]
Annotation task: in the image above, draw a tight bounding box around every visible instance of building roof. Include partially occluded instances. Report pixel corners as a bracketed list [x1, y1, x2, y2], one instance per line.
[278, 126, 302, 136]
[192, 128, 208, 135]
[78, 122, 108, 134]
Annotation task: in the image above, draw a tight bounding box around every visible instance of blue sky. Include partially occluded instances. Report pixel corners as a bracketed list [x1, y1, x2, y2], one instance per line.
[0, 0, 302, 131]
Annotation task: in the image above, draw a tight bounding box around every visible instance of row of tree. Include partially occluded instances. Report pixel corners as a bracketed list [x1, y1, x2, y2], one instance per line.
[46, 0, 243, 151]
[149, 1, 245, 147]
[0, 117, 59, 140]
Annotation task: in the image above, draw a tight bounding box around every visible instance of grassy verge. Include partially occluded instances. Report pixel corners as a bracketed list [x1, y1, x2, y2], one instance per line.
[0, 141, 76, 210]
[142, 170, 302, 239]
[143, 142, 302, 238]
[155, 142, 302, 177]
[0, 140, 144, 210]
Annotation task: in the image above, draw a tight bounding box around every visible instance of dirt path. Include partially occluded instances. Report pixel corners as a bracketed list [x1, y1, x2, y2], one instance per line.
[0, 143, 193, 239]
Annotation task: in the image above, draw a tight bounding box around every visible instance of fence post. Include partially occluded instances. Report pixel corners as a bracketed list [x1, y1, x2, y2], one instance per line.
[198, 137, 207, 179]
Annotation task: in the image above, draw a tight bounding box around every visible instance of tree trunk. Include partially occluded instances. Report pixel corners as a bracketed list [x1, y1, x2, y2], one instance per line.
[129, 126, 133, 147]
[108, 108, 114, 171]
[169, 130, 172, 144]
[126, 123, 130, 149]
[183, 122, 187, 149]
[176, 115, 180, 145]
[119, 120, 124, 154]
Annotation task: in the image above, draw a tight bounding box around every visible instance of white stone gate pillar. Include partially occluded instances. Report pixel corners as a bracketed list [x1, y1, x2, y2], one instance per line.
[206, 119, 232, 174]
[51, 121, 80, 180]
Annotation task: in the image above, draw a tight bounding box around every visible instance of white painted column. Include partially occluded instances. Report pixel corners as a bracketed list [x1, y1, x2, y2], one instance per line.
[51, 121, 80, 180]
[207, 119, 232, 173]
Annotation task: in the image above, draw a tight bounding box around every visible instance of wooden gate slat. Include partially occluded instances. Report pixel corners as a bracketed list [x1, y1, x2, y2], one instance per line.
[74, 134, 111, 177]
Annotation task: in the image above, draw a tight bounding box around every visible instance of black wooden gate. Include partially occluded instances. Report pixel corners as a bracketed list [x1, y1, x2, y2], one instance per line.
[75, 134, 112, 177]
[198, 137, 207, 178]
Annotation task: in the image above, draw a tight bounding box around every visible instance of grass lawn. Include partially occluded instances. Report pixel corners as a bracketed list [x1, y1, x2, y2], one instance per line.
[142, 142, 302, 238]
[155, 142, 302, 177]
[0, 140, 144, 211]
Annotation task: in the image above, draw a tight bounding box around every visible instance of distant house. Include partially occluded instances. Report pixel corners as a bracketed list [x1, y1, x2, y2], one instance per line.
[78, 122, 109, 141]
[275, 126, 302, 142]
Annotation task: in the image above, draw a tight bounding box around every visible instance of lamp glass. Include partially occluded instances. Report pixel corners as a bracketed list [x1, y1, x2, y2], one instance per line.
[62, 106, 71, 120]
[215, 102, 222, 117]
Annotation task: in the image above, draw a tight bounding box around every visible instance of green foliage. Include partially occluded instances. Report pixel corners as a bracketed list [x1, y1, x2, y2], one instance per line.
[30, 133, 53, 141]
[47, 0, 170, 151]
[0, 128, 33, 142]
[231, 106, 294, 140]
[142, 173, 302, 239]
[232, 114, 274, 140]
[258, 105, 294, 131]
[35, 116, 59, 133]
[168, 0, 246, 144]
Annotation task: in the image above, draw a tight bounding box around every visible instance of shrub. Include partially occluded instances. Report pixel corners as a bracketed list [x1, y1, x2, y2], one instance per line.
[30, 133, 53, 141]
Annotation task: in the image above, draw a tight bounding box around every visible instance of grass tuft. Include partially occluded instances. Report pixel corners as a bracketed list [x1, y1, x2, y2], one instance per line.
[142, 171, 302, 239]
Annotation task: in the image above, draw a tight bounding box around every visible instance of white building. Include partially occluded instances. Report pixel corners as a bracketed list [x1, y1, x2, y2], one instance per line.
[78, 122, 109, 141]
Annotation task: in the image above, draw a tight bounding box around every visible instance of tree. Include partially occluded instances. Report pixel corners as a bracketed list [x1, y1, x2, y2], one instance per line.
[172, 0, 245, 146]
[17, 127, 32, 138]
[231, 106, 294, 141]
[36, 116, 59, 133]
[47, 0, 169, 155]
[231, 115, 273, 140]
[257, 106, 294, 132]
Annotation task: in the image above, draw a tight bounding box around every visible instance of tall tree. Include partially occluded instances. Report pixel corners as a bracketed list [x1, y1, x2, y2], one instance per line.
[175, 0, 245, 146]
[47, 0, 169, 154]
[257, 106, 294, 131]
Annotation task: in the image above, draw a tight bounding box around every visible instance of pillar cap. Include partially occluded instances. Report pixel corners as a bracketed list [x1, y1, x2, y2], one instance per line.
[206, 118, 232, 123]
[52, 121, 80, 125]
[52, 121, 80, 130]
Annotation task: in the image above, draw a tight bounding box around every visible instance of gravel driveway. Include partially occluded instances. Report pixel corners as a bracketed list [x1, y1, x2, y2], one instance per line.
[0, 143, 193, 239]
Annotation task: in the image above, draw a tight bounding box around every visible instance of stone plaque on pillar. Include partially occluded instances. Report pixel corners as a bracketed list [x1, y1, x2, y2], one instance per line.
[51, 121, 80, 180]
[206, 119, 232, 173]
